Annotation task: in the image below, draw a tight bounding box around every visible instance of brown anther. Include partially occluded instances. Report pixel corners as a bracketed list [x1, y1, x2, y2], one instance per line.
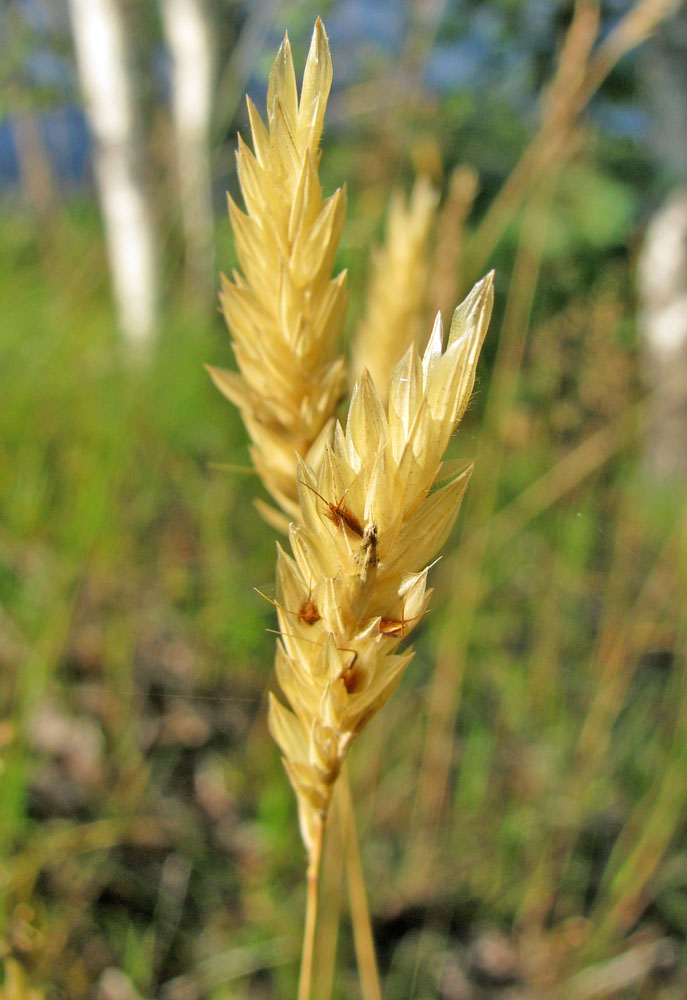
[298, 598, 320, 625]
[341, 652, 364, 693]
[255, 587, 320, 626]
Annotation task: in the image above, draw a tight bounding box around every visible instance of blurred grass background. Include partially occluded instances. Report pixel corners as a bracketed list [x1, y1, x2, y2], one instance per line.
[1, 1, 686, 998]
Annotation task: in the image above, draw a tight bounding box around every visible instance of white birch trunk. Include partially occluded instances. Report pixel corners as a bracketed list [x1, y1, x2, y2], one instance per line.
[160, 0, 216, 298]
[637, 188, 687, 480]
[639, 8, 687, 479]
[67, 0, 158, 349]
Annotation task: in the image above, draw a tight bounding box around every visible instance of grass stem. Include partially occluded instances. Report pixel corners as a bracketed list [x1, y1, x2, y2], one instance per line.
[298, 815, 325, 1000]
[341, 767, 382, 1000]
[313, 786, 345, 1000]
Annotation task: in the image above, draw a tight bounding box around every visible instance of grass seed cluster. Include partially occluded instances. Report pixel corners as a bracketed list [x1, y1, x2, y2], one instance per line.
[209, 19, 493, 866]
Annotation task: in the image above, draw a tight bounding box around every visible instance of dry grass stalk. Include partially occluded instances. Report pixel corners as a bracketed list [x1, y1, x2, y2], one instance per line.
[207, 19, 348, 523]
[464, 0, 680, 288]
[339, 764, 382, 1000]
[267, 274, 493, 860]
[415, 168, 558, 844]
[581, 0, 682, 102]
[464, 0, 599, 282]
[413, 0, 679, 853]
[427, 164, 479, 319]
[515, 515, 684, 988]
[352, 176, 439, 399]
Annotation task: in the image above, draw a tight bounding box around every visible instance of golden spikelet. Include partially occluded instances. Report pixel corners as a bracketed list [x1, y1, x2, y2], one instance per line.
[352, 175, 439, 400]
[268, 274, 494, 857]
[207, 18, 348, 522]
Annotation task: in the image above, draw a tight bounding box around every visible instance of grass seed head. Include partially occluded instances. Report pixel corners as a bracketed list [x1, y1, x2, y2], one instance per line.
[352, 176, 440, 400]
[209, 18, 348, 523]
[269, 273, 494, 858]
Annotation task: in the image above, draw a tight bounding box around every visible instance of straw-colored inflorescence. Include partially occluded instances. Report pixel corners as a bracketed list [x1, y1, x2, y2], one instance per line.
[268, 274, 494, 858]
[208, 19, 347, 522]
[352, 176, 439, 400]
